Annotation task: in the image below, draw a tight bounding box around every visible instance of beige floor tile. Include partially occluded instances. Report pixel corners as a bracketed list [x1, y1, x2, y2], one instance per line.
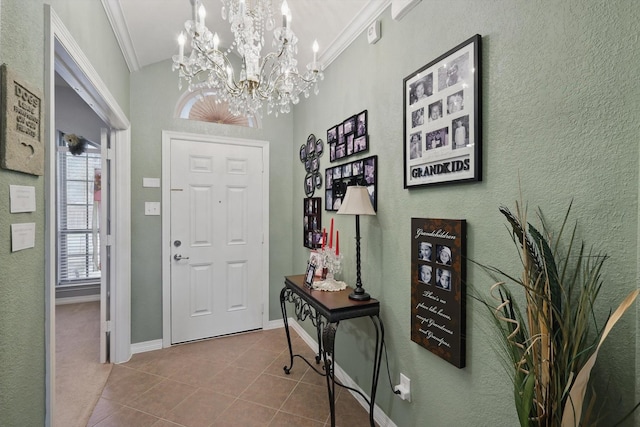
[239, 373, 298, 409]
[165, 388, 235, 427]
[212, 399, 277, 427]
[281, 382, 331, 422]
[86, 398, 123, 427]
[101, 366, 164, 404]
[129, 378, 198, 418]
[231, 347, 283, 372]
[92, 406, 160, 427]
[268, 411, 325, 427]
[210, 365, 261, 397]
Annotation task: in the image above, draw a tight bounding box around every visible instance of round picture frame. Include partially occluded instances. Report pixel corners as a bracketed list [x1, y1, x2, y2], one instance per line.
[299, 144, 307, 162]
[315, 138, 324, 156]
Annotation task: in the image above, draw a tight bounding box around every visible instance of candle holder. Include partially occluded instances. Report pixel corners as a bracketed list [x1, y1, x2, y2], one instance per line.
[312, 248, 346, 292]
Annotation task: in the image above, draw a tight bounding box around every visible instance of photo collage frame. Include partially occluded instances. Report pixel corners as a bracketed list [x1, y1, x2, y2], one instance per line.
[303, 197, 322, 249]
[325, 155, 377, 212]
[327, 110, 368, 162]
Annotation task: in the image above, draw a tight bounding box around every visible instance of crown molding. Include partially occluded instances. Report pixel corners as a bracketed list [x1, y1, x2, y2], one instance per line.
[101, 0, 140, 72]
[319, 0, 392, 69]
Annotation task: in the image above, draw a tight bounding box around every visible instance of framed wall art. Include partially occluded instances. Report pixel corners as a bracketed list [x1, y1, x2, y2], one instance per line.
[303, 197, 322, 249]
[410, 217, 466, 368]
[328, 109, 369, 162]
[300, 133, 324, 197]
[403, 34, 481, 188]
[325, 155, 377, 212]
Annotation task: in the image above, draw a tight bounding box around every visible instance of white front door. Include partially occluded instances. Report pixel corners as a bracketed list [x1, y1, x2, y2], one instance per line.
[170, 138, 264, 344]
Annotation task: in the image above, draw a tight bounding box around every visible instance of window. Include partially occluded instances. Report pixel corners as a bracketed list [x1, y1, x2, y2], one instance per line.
[56, 133, 101, 287]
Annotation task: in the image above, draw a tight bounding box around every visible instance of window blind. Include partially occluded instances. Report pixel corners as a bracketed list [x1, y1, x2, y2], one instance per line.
[57, 143, 102, 287]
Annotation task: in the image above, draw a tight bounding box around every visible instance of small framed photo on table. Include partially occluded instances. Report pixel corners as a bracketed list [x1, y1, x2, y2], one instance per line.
[304, 262, 316, 288]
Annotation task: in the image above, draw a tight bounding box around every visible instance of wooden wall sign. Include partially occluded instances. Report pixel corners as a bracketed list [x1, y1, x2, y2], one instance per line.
[1, 64, 44, 175]
[411, 218, 466, 368]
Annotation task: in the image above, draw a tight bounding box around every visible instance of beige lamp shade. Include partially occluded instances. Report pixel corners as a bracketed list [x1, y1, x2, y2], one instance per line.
[337, 186, 376, 216]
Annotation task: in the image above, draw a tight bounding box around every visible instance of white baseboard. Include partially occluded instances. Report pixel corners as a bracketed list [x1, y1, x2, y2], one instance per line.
[266, 319, 285, 330]
[131, 339, 163, 354]
[55, 294, 100, 305]
[286, 318, 397, 427]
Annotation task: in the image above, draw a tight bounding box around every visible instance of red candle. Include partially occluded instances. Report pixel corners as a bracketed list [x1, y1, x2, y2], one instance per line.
[322, 228, 326, 249]
[329, 218, 334, 248]
[336, 230, 340, 255]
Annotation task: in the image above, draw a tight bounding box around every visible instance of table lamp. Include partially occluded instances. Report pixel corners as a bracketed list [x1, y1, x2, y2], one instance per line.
[337, 185, 376, 300]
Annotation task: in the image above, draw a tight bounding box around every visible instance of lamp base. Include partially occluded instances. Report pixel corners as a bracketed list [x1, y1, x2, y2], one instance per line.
[349, 287, 370, 301]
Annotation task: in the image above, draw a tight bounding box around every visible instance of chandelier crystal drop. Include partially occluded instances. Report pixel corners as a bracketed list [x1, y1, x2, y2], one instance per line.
[172, 0, 323, 118]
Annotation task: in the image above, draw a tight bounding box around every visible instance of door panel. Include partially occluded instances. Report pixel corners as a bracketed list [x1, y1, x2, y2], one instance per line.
[170, 139, 263, 344]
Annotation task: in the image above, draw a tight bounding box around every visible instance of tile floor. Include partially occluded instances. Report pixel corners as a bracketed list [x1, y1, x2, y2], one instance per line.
[87, 328, 376, 427]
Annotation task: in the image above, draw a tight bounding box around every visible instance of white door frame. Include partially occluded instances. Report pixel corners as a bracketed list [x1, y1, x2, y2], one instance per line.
[44, 6, 132, 425]
[161, 131, 270, 348]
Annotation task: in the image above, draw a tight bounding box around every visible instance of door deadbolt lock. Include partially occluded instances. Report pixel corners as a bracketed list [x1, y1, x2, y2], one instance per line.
[173, 240, 181, 247]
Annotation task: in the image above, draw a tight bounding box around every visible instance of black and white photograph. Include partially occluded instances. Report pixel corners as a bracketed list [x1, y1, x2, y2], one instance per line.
[435, 268, 451, 291]
[299, 144, 307, 162]
[312, 158, 319, 172]
[326, 168, 333, 188]
[316, 138, 324, 155]
[314, 173, 322, 188]
[325, 190, 333, 211]
[410, 132, 422, 160]
[354, 135, 367, 152]
[411, 108, 424, 128]
[304, 173, 314, 197]
[335, 144, 346, 159]
[327, 126, 337, 144]
[330, 144, 336, 161]
[364, 157, 375, 185]
[403, 34, 481, 188]
[346, 133, 354, 156]
[438, 52, 469, 91]
[418, 241, 432, 261]
[307, 133, 316, 156]
[408, 74, 433, 105]
[356, 110, 367, 137]
[418, 265, 432, 284]
[342, 163, 352, 178]
[352, 160, 363, 176]
[426, 127, 448, 150]
[428, 100, 442, 122]
[436, 244, 452, 265]
[343, 115, 356, 134]
[447, 90, 464, 114]
[453, 115, 469, 149]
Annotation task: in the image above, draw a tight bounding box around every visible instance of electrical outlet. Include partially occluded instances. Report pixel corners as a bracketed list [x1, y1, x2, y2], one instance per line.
[144, 201, 161, 216]
[394, 373, 411, 401]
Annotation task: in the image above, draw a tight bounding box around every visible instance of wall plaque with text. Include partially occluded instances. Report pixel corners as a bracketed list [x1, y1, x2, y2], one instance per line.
[411, 218, 466, 368]
[1, 64, 44, 175]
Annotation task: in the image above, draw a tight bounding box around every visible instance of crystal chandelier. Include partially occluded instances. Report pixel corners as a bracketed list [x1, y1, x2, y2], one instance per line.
[172, 0, 323, 118]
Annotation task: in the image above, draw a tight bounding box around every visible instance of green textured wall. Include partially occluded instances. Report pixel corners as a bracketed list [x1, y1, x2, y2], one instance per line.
[291, 1, 639, 425]
[128, 60, 294, 342]
[0, 1, 129, 424]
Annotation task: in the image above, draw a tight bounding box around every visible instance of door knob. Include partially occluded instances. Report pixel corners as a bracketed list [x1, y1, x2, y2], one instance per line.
[174, 254, 190, 261]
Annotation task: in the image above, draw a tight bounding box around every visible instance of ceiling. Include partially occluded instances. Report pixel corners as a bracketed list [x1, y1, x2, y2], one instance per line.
[102, 0, 392, 73]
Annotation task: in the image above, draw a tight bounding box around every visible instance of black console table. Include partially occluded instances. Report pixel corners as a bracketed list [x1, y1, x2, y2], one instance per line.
[280, 275, 384, 427]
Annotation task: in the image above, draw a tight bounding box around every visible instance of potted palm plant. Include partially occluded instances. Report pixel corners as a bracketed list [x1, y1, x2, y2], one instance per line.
[477, 201, 638, 427]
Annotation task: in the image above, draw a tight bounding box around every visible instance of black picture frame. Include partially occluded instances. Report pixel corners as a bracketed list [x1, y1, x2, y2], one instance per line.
[325, 155, 377, 212]
[303, 197, 322, 249]
[304, 262, 316, 288]
[328, 110, 369, 162]
[411, 217, 466, 368]
[403, 34, 482, 188]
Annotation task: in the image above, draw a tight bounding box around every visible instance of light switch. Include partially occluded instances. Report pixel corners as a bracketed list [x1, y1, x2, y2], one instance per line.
[143, 177, 161, 188]
[145, 202, 161, 216]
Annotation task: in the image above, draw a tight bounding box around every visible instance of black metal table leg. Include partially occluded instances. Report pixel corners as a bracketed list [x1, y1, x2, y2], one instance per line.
[280, 287, 295, 374]
[322, 322, 338, 427]
[368, 315, 385, 427]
